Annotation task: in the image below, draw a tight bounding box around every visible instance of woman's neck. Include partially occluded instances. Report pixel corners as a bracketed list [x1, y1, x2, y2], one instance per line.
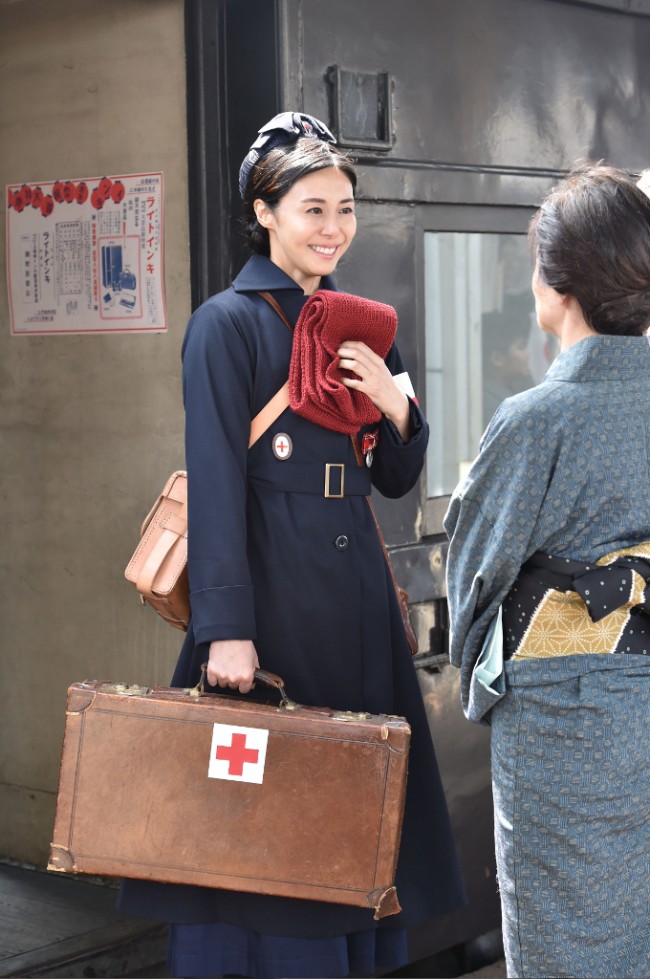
[557, 296, 599, 352]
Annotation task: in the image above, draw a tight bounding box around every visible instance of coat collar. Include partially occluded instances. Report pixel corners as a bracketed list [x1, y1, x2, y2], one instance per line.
[544, 334, 650, 383]
[232, 254, 336, 294]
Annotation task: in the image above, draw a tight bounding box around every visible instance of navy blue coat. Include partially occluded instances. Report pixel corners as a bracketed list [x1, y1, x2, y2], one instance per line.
[118, 255, 466, 938]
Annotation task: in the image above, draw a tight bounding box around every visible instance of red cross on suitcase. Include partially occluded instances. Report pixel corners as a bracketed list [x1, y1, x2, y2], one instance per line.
[48, 670, 410, 919]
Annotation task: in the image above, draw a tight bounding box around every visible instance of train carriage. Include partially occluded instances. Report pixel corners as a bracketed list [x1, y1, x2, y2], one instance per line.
[3, 1, 650, 975]
[184, 0, 650, 968]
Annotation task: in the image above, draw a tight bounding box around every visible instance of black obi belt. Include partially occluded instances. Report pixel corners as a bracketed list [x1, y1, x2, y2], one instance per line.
[503, 543, 650, 661]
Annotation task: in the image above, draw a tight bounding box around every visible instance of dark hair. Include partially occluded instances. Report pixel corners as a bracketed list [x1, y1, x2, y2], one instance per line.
[241, 138, 357, 256]
[528, 161, 650, 336]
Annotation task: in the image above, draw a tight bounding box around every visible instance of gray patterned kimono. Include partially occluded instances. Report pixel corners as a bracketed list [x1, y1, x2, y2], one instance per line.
[444, 335, 650, 979]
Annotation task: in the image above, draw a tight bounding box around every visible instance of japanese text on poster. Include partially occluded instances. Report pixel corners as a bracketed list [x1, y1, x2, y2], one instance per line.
[6, 172, 166, 335]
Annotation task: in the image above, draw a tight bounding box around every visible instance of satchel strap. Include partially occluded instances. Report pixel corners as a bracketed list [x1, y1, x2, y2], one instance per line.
[249, 385, 289, 447]
[365, 494, 418, 655]
[135, 525, 183, 596]
[258, 291, 293, 332]
[248, 292, 294, 447]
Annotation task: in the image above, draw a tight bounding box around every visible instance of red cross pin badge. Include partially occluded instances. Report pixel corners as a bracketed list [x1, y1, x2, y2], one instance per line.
[208, 723, 269, 783]
[272, 432, 293, 460]
[361, 429, 379, 468]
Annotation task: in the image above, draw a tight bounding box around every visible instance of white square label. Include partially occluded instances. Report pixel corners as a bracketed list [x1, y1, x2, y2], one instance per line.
[208, 723, 269, 784]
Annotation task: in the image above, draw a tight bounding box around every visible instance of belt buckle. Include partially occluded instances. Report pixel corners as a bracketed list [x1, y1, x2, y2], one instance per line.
[324, 463, 345, 499]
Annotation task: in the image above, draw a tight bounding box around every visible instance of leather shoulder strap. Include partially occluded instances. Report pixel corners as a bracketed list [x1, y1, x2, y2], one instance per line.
[249, 383, 289, 447]
[248, 291, 292, 448]
[367, 495, 418, 655]
[258, 290, 293, 332]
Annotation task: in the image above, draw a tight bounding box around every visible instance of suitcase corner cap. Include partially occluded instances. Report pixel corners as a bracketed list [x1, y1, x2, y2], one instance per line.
[66, 685, 97, 713]
[380, 720, 411, 751]
[370, 885, 401, 920]
[48, 845, 75, 873]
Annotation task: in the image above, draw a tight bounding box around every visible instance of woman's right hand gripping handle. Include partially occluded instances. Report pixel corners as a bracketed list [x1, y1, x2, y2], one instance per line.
[207, 639, 260, 693]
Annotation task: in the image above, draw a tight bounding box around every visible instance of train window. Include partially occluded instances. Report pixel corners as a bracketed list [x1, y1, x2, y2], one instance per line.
[423, 230, 558, 501]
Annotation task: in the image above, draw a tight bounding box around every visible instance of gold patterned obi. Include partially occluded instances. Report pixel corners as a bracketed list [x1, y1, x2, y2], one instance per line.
[503, 543, 650, 661]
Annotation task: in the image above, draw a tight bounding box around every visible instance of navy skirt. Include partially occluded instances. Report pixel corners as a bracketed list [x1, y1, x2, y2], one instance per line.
[168, 921, 408, 978]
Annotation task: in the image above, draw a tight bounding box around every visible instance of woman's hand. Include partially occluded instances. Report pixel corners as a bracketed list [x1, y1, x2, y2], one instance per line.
[207, 639, 259, 693]
[337, 341, 410, 441]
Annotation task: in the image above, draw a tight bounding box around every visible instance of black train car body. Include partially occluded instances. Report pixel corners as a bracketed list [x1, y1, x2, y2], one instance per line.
[184, 0, 650, 967]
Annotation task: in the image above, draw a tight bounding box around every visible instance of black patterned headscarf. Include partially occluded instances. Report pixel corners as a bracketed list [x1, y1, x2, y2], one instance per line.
[238, 111, 336, 199]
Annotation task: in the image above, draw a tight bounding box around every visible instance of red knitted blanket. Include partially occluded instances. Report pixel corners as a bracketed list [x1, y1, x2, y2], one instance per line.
[288, 290, 398, 434]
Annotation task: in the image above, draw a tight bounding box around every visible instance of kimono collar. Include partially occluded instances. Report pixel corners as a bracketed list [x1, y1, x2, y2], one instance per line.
[232, 254, 337, 294]
[543, 334, 650, 384]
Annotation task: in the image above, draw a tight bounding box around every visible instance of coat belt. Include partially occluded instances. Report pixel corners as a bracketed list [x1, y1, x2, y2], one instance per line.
[248, 462, 372, 498]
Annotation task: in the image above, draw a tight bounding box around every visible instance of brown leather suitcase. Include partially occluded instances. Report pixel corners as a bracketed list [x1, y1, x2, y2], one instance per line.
[48, 671, 410, 919]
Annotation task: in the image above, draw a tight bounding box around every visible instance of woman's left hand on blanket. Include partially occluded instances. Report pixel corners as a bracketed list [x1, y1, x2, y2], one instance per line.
[338, 341, 410, 440]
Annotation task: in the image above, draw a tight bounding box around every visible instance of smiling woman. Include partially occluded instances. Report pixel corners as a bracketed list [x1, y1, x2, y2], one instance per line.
[254, 167, 357, 295]
[116, 110, 466, 979]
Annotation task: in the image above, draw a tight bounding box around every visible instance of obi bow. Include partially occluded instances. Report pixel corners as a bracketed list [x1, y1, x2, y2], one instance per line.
[571, 557, 650, 622]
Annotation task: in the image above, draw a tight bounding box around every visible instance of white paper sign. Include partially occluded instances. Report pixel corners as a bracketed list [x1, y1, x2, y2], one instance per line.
[6, 172, 166, 335]
[208, 723, 269, 784]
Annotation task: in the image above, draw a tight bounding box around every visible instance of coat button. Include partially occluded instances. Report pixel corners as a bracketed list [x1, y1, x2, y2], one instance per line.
[334, 535, 349, 551]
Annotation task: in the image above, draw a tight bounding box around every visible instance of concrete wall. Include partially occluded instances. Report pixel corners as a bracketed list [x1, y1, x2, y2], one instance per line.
[0, 0, 191, 864]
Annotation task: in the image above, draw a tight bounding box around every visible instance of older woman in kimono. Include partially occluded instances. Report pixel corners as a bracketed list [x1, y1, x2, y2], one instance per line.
[445, 163, 650, 979]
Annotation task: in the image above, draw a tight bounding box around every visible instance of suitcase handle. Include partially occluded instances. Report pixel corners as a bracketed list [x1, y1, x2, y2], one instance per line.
[197, 664, 299, 710]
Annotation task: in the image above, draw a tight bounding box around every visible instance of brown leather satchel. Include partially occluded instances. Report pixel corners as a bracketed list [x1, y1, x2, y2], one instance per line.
[124, 470, 190, 630]
[124, 391, 290, 630]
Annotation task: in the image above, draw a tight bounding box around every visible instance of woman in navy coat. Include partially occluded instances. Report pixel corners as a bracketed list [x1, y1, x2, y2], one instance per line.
[119, 112, 465, 979]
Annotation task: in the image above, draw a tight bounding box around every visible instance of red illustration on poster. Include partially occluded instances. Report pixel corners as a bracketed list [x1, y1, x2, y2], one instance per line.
[6, 172, 166, 335]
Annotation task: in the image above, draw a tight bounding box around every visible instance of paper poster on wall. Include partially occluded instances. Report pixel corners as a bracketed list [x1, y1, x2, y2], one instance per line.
[6, 172, 166, 335]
